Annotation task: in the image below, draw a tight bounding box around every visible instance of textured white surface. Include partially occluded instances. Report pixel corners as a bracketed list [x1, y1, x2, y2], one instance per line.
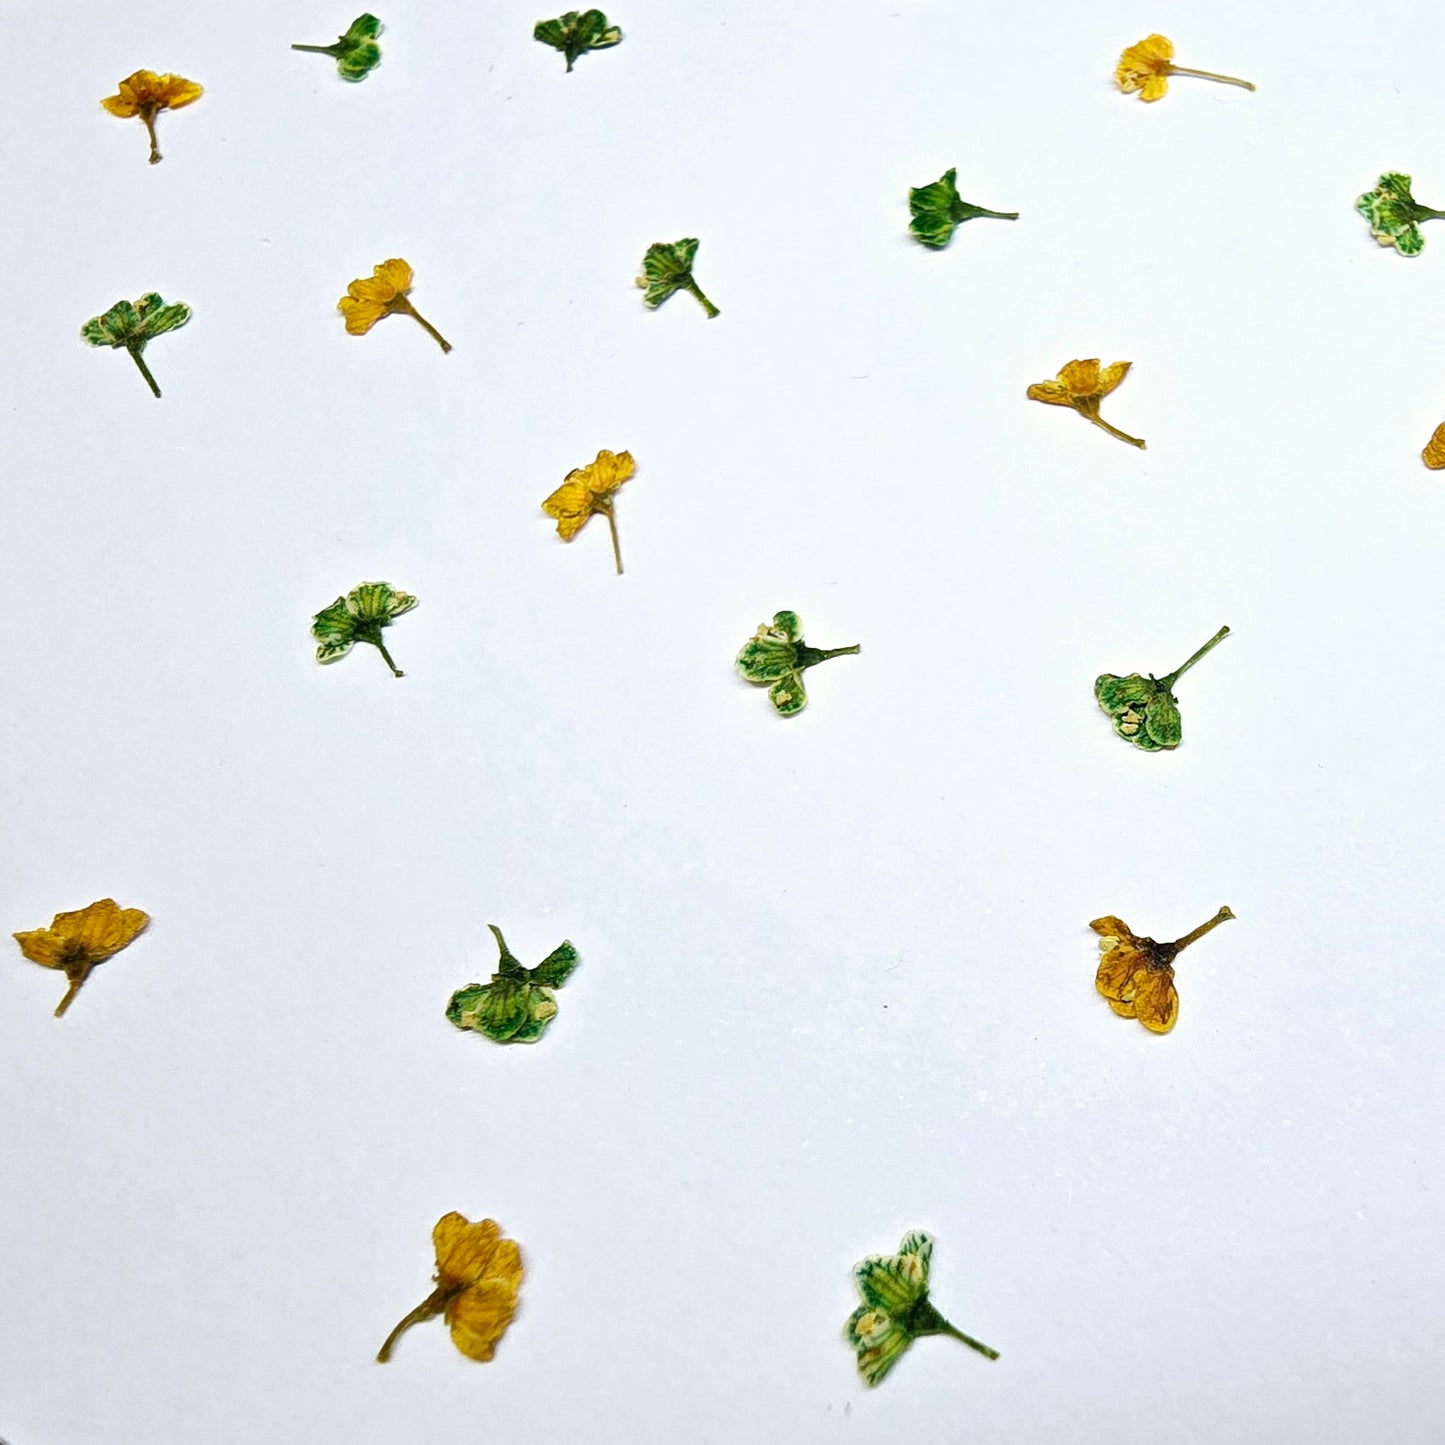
[2, 1, 1444, 1442]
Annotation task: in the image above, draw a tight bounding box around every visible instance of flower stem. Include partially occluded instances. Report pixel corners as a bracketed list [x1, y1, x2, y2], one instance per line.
[140, 108, 162, 164]
[373, 637, 404, 678]
[685, 279, 720, 319]
[291, 43, 341, 54]
[939, 1321, 1001, 1361]
[1167, 64, 1255, 91]
[602, 504, 624, 574]
[54, 961, 94, 1018]
[969, 207, 1020, 221]
[1173, 906, 1236, 952]
[397, 300, 453, 353]
[1083, 412, 1146, 449]
[817, 644, 861, 662]
[376, 1287, 448, 1363]
[1162, 626, 1230, 686]
[128, 346, 162, 398]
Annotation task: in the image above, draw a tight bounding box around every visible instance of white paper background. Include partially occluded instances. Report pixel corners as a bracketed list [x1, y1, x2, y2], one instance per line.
[3, 1, 1444, 1441]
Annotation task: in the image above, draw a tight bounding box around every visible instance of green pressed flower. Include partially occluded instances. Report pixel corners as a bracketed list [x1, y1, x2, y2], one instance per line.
[736, 610, 859, 717]
[534, 9, 621, 70]
[1356, 173, 1445, 256]
[636, 238, 718, 317]
[311, 581, 417, 677]
[908, 168, 1018, 249]
[1095, 625, 1229, 751]
[846, 1231, 998, 1388]
[81, 293, 191, 398]
[292, 14, 383, 81]
[447, 925, 579, 1045]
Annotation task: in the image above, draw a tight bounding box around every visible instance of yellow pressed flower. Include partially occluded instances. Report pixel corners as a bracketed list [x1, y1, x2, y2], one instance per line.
[100, 70, 203, 164]
[542, 448, 636, 574]
[338, 258, 452, 353]
[13, 898, 150, 1017]
[1424, 421, 1445, 469]
[1026, 358, 1145, 450]
[1115, 34, 1254, 102]
[377, 1213, 524, 1363]
[1090, 908, 1234, 1034]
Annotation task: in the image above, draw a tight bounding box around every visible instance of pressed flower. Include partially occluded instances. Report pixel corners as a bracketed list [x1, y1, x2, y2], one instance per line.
[736, 611, 859, 717]
[13, 899, 150, 1018]
[292, 13, 383, 80]
[636, 238, 719, 318]
[541, 448, 635, 574]
[81, 293, 191, 399]
[1356, 173, 1445, 257]
[1115, 34, 1254, 102]
[908, 168, 1017, 250]
[1027, 358, 1145, 450]
[1424, 421, 1445, 469]
[1095, 625, 1229, 751]
[845, 1231, 997, 1388]
[100, 70, 203, 164]
[534, 10, 621, 71]
[377, 1213, 523, 1363]
[311, 581, 417, 677]
[338, 258, 451, 352]
[1091, 908, 1234, 1034]
[447, 925, 579, 1045]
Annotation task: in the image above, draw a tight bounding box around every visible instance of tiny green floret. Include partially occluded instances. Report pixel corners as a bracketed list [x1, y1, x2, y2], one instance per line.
[447, 925, 580, 1044]
[81, 293, 191, 398]
[1094, 625, 1230, 751]
[292, 13, 383, 81]
[534, 10, 621, 71]
[636, 237, 718, 317]
[909, 168, 1018, 250]
[736, 610, 859, 717]
[311, 581, 417, 677]
[1356, 172, 1445, 256]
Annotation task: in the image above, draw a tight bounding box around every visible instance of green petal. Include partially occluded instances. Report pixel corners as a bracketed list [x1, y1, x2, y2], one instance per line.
[459, 978, 531, 1041]
[314, 634, 355, 663]
[445, 982, 488, 1028]
[137, 298, 191, 337]
[337, 42, 381, 78]
[1094, 672, 1154, 714]
[344, 12, 383, 41]
[771, 610, 802, 642]
[909, 169, 960, 249]
[768, 673, 808, 715]
[1395, 222, 1426, 256]
[1378, 172, 1415, 203]
[1143, 691, 1182, 748]
[529, 940, 579, 987]
[346, 581, 415, 621]
[736, 637, 799, 682]
[851, 1316, 913, 1387]
[311, 596, 355, 640]
[853, 1253, 926, 1314]
[895, 1231, 934, 1280]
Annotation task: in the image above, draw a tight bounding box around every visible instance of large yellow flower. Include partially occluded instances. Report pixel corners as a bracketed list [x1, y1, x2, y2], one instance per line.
[1027, 358, 1145, 449]
[542, 448, 636, 574]
[100, 71, 202, 164]
[1090, 908, 1234, 1035]
[338, 259, 452, 352]
[13, 898, 150, 1017]
[1114, 34, 1254, 102]
[377, 1213, 524, 1363]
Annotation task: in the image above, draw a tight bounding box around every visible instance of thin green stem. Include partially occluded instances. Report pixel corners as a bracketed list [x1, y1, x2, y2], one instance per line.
[939, 1322, 1001, 1361]
[970, 207, 1020, 221]
[1418, 207, 1445, 221]
[684, 279, 720, 319]
[54, 961, 94, 1018]
[1161, 626, 1230, 687]
[396, 300, 453, 353]
[128, 346, 162, 398]
[373, 637, 404, 678]
[1082, 412, 1146, 449]
[1173, 907, 1236, 953]
[1167, 64, 1255, 91]
[291, 43, 341, 54]
[376, 1287, 448, 1363]
[140, 108, 162, 164]
[601, 504, 624, 574]
[816, 644, 861, 662]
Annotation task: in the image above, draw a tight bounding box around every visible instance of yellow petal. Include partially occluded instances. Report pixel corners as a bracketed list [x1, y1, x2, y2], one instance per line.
[1096, 943, 1146, 1001]
[12, 928, 66, 969]
[1107, 997, 1137, 1017]
[156, 75, 203, 109]
[445, 1279, 520, 1361]
[1133, 969, 1179, 1033]
[1095, 361, 1132, 397]
[373, 258, 414, 295]
[1423, 421, 1445, 469]
[101, 94, 140, 117]
[1137, 34, 1175, 65]
[542, 480, 595, 539]
[583, 449, 636, 497]
[1140, 73, 1170, 101]
[434, 1213, 501, 1282]
[338, 296, 386, 334]
[1058, 359, 1102, 397]
[1089, 915, 1134, 940]
[348, 276, 399, 305]
[1026, 381, 1072, 406]
[55, 899, 149, 961]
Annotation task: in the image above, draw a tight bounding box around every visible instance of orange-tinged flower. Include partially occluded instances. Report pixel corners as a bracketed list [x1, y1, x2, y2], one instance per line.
[542, 448, 636, 574]
[338, 259, 452, 352]
[13, 898, 150, 1017]
[100, 70, 203, 164]
[1115, 34, 1254, 102]
[1027, 358, 1145, 450]
[1090, 908, 1234, 1034]
[377, 1213, 524, 1363]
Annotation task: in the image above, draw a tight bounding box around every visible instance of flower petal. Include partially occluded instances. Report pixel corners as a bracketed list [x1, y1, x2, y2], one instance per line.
[582, 449, 636, 497]
[56, 899, 149, 961]
[12, 928, 66, 968]
[156, 75, 203, 109]
[1423, 421, 1445, 469]
[434, 1213, 501, 1281]
[1133, 969, 1180, 1033]
[1058, 359, 1102, 397]
[542, 480, 595, 539]
[373, 258, 413, 294]
[768, 673, 808, 715]
[1095, 361, 1132, 397]
[101, 94, 140, 117]
[1026, 380, 1072, 406]
[1140, 73, 1169, 102]
[1089, 915, 1134, 942]
[445, 1278, 520, 1361]
[852, 1315, 913, 1386]
[1096, 943, 1146, 1001]
[853, 1253, 924, 1314]
[338, 296, 386, 334]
